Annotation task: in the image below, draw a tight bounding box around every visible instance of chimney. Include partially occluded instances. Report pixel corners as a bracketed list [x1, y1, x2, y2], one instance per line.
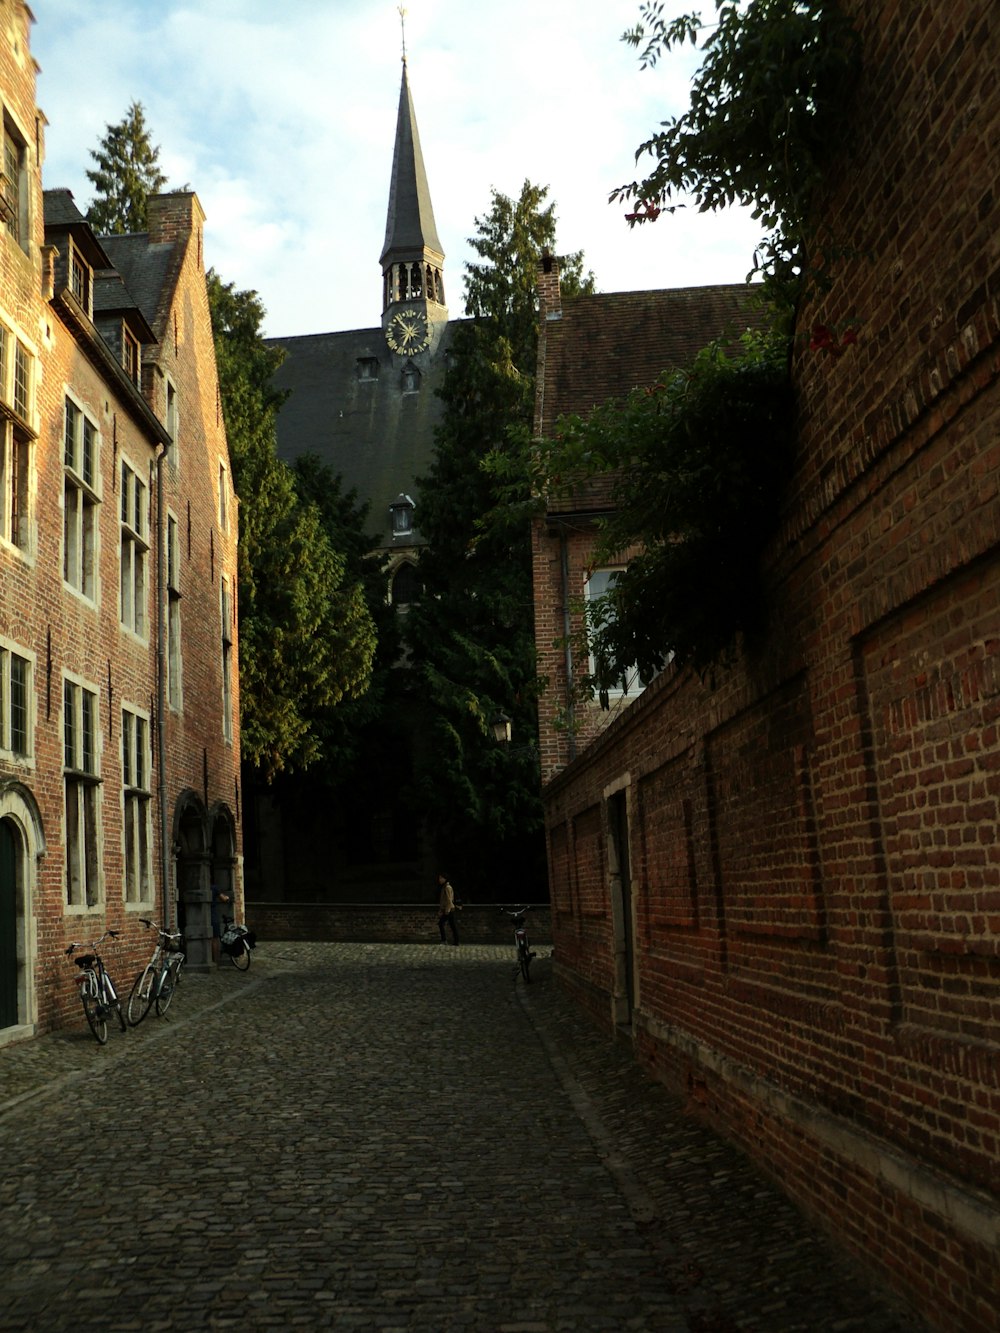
[537, 252, 562, 321]
[147, 191, 205, 248]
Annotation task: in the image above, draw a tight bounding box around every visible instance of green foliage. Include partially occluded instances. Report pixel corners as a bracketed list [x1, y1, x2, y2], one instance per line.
[406, 181, 592, 888]
[614, 0, 861, 311]
[207, 274, 376, 780]
[85, 101, 168, 235]
[536, 330, 794, 682]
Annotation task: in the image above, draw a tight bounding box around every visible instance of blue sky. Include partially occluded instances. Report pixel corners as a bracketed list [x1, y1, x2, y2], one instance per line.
[32, 1, 762, 338]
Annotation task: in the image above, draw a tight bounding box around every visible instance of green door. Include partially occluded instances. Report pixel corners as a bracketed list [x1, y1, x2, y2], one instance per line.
[0, 820, 18, 1029]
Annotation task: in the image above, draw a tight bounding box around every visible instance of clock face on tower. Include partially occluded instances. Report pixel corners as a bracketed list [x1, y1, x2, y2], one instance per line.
[386, 309, 430, 355]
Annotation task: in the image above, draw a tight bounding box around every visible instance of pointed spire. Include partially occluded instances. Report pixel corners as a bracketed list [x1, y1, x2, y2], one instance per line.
[380, 59, 445, 310]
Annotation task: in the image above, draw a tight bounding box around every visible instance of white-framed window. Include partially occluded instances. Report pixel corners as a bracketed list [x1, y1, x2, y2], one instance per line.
[69, 239, 93, 319]
[64, 676, 101, 910]
[119, 458, 148, 637]
[218, 459, 229, 533]
[0, 638, 32, 760]
[1, 114, 27, 250]
[122, 325, 140, 384]
[221, 576, 233, 743]
[63, 395, 100, 601]
[0, 321, 34, 554]
[166, 512, 182, 710]
[584, 567, 647, 700]
[121, 705, 152, 905]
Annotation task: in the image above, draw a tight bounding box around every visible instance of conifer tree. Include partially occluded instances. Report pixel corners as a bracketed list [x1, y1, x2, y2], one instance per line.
[406, 180, 594, 893]
[85, 101, 167, 234]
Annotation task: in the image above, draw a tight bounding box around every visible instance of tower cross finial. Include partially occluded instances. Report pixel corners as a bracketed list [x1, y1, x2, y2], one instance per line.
[398, 6, 407, 64]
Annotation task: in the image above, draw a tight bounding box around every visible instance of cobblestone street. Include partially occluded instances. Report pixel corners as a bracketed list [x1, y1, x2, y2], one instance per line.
[0, 943, 925, 1331]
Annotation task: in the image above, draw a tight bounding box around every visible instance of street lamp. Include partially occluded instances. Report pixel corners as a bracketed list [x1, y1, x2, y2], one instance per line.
[490, 711, 512, 745]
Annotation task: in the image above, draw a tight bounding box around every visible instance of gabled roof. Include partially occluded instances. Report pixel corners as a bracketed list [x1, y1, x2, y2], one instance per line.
[99, 233, 183, 339]
[42, 188, 112, 269]
[537, 282, 767, 515]
[93, 268, 157, 345]
[380, 61, 444, 268]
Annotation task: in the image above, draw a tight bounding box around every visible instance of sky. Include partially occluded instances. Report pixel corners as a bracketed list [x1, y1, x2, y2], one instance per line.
[31, 1, 763, 340]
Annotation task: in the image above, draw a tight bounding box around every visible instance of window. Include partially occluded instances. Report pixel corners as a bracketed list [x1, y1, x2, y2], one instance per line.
[391, 561, 419, 606]
[120, 459, 148, 636]
[166, 514, 182, 710]
[357, 357, 379, 382]
[63, 396, 100, 600]
[584, 568, 648, 701]
[1, 115, 26, 248]
[401, 364, 421, 393]
[121, 707, 151, 905]
[64, 678, 100, 909]
[165, 378, 178, 448]
[122, 326, 140, 384]
[221, 577, 233, 743]
[218, 460, 229, 533]
[69, 241, 93, 318]
[0, 640, 31, 759]
[0, 326, 33, 554]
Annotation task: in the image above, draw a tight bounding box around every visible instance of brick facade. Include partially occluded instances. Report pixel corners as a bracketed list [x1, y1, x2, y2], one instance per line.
[531, 3, 1000, 1328]
[0, 5, 242, 1042]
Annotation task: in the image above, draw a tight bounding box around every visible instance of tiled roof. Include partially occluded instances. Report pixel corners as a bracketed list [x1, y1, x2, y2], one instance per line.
[538, 283, 767, 515]
[100, 234, 181, 338]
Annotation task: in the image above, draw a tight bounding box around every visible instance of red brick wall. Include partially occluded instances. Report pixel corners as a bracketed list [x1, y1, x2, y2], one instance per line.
[0, 10, 241, 1037]
[535, 2, 1000, 1327]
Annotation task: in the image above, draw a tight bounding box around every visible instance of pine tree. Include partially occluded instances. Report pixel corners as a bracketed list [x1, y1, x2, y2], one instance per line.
[406, 181, 594, 893]
[207, 274, 377, 781]
[85, 101, 167, 234]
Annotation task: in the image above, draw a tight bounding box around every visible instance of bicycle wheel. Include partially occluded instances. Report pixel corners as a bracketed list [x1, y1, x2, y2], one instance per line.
[127, 967, 156, 1026]
[231, 938, 251, 971]
[518, 942, 532, 983]
[82, 990, 108, 1044]
[155, 960, 181, 1015]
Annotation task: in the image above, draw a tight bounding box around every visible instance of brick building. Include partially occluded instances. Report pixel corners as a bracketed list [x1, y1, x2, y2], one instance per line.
[0, 2, 241, 1042]
[531, 3, 999, 1328]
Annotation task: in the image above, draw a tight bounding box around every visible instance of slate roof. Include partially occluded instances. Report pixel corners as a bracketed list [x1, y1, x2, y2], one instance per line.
[99, 234, 183, 342]
[269, 322, 461, 549]
[380, 61, 444, 268]
[537, 283, 766, 515]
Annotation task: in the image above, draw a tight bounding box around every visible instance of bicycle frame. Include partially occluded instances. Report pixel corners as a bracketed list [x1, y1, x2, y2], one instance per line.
[500, 905, 535, 983]
[66, 931, 126, 1044]
[128, 919, 184, 1025]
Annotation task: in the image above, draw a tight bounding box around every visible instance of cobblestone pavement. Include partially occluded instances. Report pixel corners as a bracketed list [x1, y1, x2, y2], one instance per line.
[0, 942, 926, 1332]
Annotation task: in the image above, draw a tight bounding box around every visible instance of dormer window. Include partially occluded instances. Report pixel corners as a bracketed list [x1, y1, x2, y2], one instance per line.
[122, 326, 140, 384]
[389, 493, 415, 537]
[69, 242, 93, 318]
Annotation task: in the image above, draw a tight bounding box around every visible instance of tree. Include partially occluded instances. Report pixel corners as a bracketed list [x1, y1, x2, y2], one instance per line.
[406, 181, 594, 892]
[207, 274, 377, 781]
[85, 101, 167, 234]
[613, 0, 861, 313]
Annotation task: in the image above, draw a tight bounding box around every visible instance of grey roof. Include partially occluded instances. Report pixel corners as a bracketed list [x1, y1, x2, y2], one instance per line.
[99, 234, 181, 338]
[42, 188, 112, 269]
[269, 322, 460, 549]
[380, 62, 444, 268]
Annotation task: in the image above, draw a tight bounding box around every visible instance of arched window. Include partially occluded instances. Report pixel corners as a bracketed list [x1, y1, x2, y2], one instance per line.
[392, 561, 420, 605]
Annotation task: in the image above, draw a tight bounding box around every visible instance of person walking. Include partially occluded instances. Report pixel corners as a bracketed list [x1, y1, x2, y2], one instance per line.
[437, 873, 460, 946]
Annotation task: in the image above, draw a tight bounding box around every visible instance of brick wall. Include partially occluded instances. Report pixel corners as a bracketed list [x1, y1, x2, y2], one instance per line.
[534, 2, 1000, 1328]
[246, 901, 552, 947]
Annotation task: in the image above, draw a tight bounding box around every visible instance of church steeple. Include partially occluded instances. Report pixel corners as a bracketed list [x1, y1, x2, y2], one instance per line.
[380, 55, 447, 340]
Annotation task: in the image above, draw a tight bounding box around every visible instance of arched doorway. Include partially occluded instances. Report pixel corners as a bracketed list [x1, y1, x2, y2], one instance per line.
[210, 805, 237, 913]
[0, 783, 43, 1037]
[0, 819, 21, 1029]
[174, 792, 210, 971]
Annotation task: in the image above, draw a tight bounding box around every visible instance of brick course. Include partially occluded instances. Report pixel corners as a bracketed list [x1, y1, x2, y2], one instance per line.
[532, 2, 1000, 1327]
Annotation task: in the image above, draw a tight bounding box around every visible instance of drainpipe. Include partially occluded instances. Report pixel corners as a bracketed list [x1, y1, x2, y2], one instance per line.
[560, 528, 576, 764]
[154, 441, 171, 928]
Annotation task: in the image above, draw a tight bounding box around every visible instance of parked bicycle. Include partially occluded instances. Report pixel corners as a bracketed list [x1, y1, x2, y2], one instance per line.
[65, 930, 128, 1044]
[127, 918, 185, 1025]
[220, 915, 255, 971]
[500, 905, 536, 983]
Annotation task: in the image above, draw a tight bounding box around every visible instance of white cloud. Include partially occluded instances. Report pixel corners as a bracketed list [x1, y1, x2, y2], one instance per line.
[32, 0, 763, 337]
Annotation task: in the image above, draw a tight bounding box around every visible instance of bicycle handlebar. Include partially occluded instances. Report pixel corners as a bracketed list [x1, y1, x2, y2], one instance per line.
[65, 929, 119, 956]
[139, 917, 181, 941]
